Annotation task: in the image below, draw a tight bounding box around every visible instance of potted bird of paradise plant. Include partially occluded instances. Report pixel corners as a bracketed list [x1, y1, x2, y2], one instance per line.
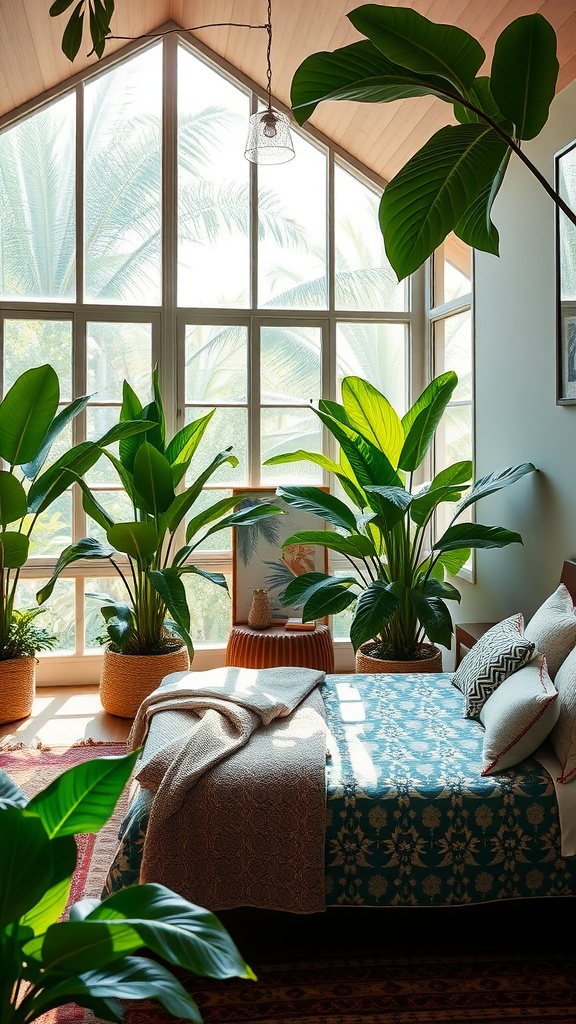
[265, 372, 535, 672]
[0, 364, 150, 724]
[37, 369, 282, 717]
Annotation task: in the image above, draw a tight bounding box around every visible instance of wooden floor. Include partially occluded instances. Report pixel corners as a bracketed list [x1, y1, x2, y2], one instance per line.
[0, 686, 131, 746]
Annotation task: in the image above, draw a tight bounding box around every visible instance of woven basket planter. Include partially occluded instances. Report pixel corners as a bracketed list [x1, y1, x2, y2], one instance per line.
[100, 645, 190, 719]
[0, 656, 36, 725]
[355, 641, 443, 675]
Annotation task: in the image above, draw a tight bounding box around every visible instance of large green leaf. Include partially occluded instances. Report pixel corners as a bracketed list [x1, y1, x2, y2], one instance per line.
[453, 76, 514, 133]
[490, 14, 558, 140]
[456, 462, 536, 515]
[21, 956, 205, 1023]
[0, 364, 59, 466]
[455, 148, 511, 254]
[282, 529, 375, 559]
[0, 807, 54, 925]
[433, 523, 523, 552]
[410, 484, 466, 527]
[341, 376, 404, 464]
[21, 394, 92, 481]
[107, 522, 159, 561]
[0, 472, 27, 527]
[409, 591, 453, 648]
[43, 883, 255, 979]
[133, 443, 175, 517]
[36, 537, 114, 605]
[301, 580, 358, 620]
[165, 412, 214, 487]
[349, 4, 485, 94]
[313, 409, 402, 490]
[166, 448, 239, 534]
[399, 371, 458, 470]
[184, 497, 282, 545]
[0, 530, 29, 568]
[27, 441, 104, 514]
[350, 580, 400, 651]
[290, 39, 454, 126]
[19, 834, 78, 938]
[364, 485, 413, 528]
[277, 486, 357, 532]
[26, 751, 139, 838]
[147, 569, 190, 636]
[379, 123, 509, 280]
[283, 571, 356, 609]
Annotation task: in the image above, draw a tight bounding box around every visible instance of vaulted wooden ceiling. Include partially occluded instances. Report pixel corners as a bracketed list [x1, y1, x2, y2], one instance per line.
[1, 1, 576, 184]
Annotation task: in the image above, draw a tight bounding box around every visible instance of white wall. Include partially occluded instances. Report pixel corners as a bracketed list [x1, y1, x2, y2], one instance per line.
[452, 80, 576, 637]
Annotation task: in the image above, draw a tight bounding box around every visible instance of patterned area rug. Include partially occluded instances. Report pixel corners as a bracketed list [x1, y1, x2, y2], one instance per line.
[1, 742, 575, 1024]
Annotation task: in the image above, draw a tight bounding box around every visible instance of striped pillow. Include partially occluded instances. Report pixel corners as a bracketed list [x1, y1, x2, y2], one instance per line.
[452, 613, 536, 720]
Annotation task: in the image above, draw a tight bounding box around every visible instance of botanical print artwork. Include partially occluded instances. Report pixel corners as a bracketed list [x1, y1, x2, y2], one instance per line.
[232, 490, 326, 623]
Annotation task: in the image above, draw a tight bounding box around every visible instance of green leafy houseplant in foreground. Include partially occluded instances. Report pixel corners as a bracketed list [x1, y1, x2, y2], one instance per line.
[37, 369, 281, 659]
[0, 751, 254, 1023]
[266, 372, 535, 662]
[290, 5, 576, 279]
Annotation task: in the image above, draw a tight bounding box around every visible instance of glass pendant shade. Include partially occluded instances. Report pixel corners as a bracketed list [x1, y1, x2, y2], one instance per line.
[245, 108, 295, 164]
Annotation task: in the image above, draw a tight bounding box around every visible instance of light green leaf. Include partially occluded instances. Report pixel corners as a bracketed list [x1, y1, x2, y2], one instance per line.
[0, 364, 59, 466]
[399, 371, 458, 470]
[133, 443, 175, 517]
[341, 376, 404, 464]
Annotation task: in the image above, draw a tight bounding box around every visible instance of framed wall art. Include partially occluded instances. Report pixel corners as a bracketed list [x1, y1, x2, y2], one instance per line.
[555, 137, 576, 403]
[231, 487, 329, 625]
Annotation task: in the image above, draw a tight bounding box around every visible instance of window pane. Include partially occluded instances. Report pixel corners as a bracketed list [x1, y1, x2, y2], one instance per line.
[178, 47, 250, 308]
[433, 233, 472, 306]
[335, 164, 405, 312]
[258, 131, 327, 309]
[336, 322, 406, 413]
[441, 405, 472, 466]
[84, 46, 162, 304]
[261, 326, 321, 403]
[28, 492, 72, 557]
[183, 573, 232, 645]
[4, 320, 72, 399]
[86, 408, 122, 486]
[185, 325, 247, 402]
[436, 312, 472, 401]
[186, 407, 247, 486]
[0, 94, 75, 301]
[16, 578, 75, 653]
[260, 408, 322, 483]
[85, 576, 126, 650]
[87, 322, 152, 402]
[187, 489, 233, 553]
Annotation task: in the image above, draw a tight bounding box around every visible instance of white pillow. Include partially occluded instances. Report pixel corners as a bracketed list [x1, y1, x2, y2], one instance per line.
[480, 655, 559, 775]
[550, 644, 576, 783]
[452, 613, 536, 720]
[524, 583, 576, 679]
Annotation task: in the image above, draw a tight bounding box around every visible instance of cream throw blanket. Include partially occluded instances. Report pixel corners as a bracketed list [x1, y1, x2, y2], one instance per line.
[127, 665, 328, 914]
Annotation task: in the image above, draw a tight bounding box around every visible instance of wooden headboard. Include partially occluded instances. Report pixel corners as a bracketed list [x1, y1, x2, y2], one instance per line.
[560, 559, 576, 602]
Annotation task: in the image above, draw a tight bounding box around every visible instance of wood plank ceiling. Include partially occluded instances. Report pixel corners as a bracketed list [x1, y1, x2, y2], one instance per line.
[1, 1, 576, 185]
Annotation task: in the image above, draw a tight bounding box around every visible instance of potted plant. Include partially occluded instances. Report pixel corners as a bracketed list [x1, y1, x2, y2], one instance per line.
[290, 5, 576, 277]
[0, 748, 254, 1022]
[38, 369, 282, 718]
[264, 372, 535, 672]
[0, 364, 150, 725]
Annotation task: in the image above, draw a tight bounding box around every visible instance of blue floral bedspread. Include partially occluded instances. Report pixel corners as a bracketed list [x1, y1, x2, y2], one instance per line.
[103, 672, 576, 906]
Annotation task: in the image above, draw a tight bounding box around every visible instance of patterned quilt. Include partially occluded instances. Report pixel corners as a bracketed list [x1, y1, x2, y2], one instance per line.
[103, 672, 576, 907]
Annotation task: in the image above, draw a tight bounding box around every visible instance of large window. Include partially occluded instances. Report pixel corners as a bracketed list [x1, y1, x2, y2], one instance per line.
[0, 34, 416, 679]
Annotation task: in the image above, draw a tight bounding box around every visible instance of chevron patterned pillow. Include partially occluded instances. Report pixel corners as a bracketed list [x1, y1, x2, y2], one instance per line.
[452, 613, 536, 720]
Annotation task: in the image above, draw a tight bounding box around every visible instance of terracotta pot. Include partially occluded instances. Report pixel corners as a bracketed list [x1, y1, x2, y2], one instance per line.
[100, 645, 190, 719]
[355, 641, 443, 674]
[0, 656, 36, 725]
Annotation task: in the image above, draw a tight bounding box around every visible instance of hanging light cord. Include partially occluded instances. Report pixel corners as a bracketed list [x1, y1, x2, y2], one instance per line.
[106, 21, 268, 43]
[265, 0, 273, 111]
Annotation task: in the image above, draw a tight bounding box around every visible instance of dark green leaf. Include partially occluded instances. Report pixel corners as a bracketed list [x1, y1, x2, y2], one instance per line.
[61, 0, 85, 61]
[19, 834, 77, 938]
[350, 580, 400, 651]
[364, 485, 412, 527]
[433, 523, 523, 552]
[50, 0, 78, 14]
[410, 591, 453, 648]
[455, 149, 511, 255]
[277, 485, 357, 532]
[148, 569, 190, 634]
[0, 364, 59, 466]
[0, 808, 54, 925]
[21, 394, 91, 480]
[0, 471, 27, 527]
[455, 462, 536, 515]
[349, 4, 484, 94]
[133, 443, 175, 516]
[36, 538, 114, 605]
[290, 39, 454, 126]
[283, 571, 356, 609]
[0, 530, 29, 568]
[302, 580, 358, 620]
[453, 76, 514, 132]
[379, 124, 509, 279]
[282, 529, 375, 558]
[491, 13, 558, 140]
[107, 522, 159, 561]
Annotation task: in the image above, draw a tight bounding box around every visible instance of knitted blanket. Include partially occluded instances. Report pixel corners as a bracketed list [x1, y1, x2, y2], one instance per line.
[127, 665, 328, 914]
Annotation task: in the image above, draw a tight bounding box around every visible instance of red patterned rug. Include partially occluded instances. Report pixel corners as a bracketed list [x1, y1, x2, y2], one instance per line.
[1, 742, 575, 1024]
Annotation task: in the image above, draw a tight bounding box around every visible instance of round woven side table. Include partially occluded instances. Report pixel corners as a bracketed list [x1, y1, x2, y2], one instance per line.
[225, 623, 334, 674]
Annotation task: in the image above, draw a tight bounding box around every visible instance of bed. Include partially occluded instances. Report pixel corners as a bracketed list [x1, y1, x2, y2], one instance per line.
[103, 563, 576, 911]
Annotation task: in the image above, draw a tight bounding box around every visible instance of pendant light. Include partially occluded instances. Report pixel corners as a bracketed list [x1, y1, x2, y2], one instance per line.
[244, 0, 295, 165]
